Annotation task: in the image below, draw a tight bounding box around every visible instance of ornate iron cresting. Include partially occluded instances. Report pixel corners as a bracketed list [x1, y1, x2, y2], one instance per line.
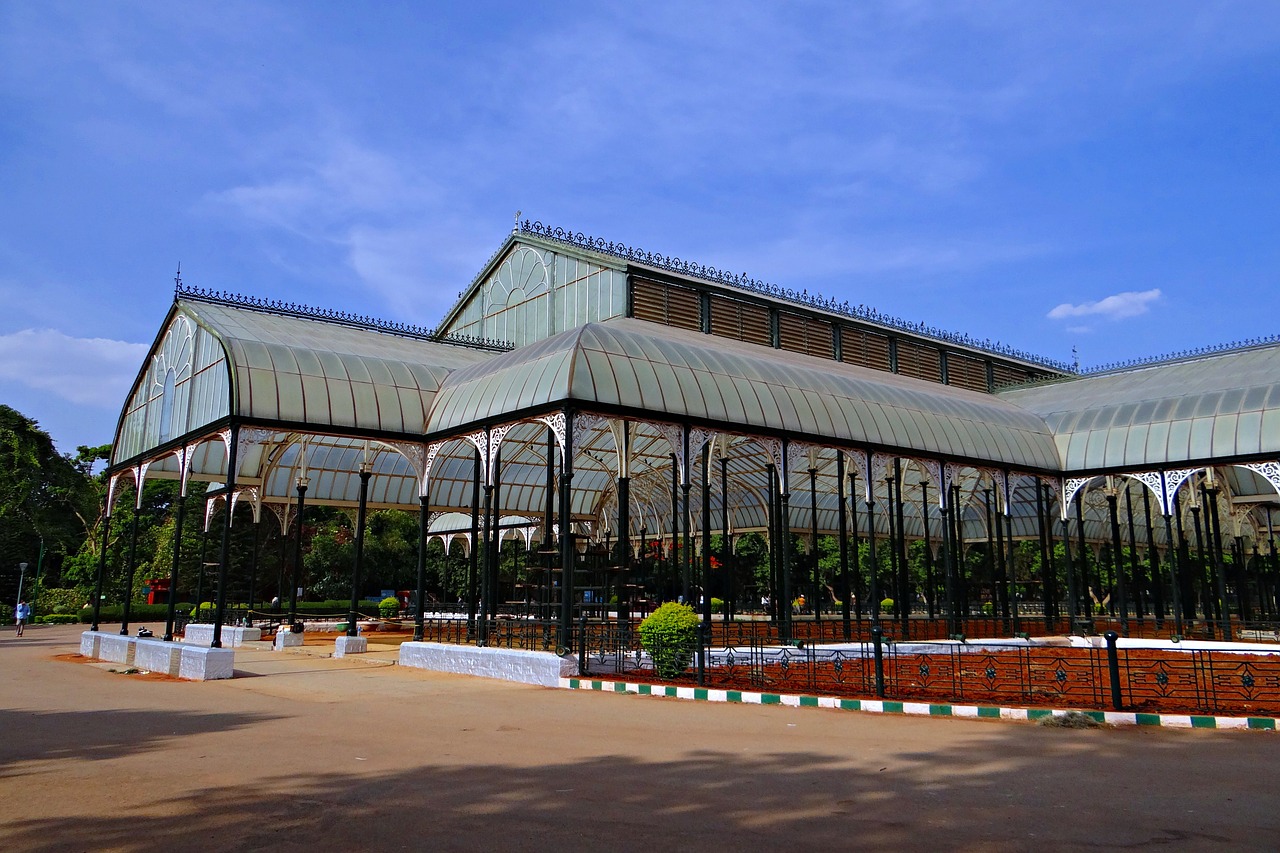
[175, 282, 514, 352]
[518, 220, 1076, 374]
[1081, 334, 1280, 376]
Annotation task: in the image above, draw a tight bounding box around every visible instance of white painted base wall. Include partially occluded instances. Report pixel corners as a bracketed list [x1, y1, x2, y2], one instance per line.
[399, 641, 575, 687]
[134, 638, 182, 677]
[334, 635, 368, 657]
[182, 624, 262, 647]
[78, 630, 234, 680]
[274, 628, 305, 650]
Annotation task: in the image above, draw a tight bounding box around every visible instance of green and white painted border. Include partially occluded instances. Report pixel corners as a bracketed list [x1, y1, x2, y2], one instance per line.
[559, 677, 1279, 730]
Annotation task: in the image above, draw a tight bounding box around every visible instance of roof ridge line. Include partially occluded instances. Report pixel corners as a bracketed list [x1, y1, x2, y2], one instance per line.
[517, 219, 1076, 374]
[175, 283, 513, 352]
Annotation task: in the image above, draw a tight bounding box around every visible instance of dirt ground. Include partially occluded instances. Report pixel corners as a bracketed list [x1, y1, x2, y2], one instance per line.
[3, 623, 1280, 852]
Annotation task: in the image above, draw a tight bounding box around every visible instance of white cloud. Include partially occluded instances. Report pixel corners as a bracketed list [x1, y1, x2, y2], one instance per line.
[0, 329, 147, 408]
[1047, 289, 1162, 322]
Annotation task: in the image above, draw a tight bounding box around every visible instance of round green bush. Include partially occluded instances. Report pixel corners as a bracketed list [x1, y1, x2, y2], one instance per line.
[879, 597, 895, 611]
[379, 596, 400, 618]
[637, 602, 700, 679]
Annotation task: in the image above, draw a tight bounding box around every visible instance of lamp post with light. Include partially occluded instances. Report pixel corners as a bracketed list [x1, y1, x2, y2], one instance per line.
[16, 561, 28, 610]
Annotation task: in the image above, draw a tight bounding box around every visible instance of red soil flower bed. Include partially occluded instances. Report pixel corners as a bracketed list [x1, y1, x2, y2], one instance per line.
[608, 646, 1280, 717]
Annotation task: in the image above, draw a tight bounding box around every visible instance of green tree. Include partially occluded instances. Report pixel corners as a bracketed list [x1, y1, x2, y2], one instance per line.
[0, 405, 100, 602]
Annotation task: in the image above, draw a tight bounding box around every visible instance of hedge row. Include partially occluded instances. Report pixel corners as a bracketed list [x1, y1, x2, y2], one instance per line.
[76, 599, 394, 624]
[77, 603, 195, 623]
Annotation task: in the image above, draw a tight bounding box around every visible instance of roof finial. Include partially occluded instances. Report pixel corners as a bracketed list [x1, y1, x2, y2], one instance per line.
[513, 210, 522, 232]
[1071, 345, 1079, 372]
[174, 262, 183, 294]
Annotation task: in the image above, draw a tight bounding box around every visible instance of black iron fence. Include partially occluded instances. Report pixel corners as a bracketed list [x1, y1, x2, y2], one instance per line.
[574, 622, 1280, 717]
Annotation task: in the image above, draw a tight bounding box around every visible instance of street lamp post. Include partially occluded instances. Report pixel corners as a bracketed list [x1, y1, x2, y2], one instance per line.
[16, 561, 28, 609]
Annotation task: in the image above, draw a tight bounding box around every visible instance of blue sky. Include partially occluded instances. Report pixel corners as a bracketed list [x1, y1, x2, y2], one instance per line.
[2, 1, 1279, 456]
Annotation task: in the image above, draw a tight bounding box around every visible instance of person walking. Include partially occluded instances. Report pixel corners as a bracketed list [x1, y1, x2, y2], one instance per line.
[15, 600, 31, 637]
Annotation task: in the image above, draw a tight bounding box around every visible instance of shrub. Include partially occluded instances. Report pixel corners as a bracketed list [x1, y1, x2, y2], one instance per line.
[637, 602, 700, 679]
[37, 587, 86, 616]
[710, 597, 724, 614]
[880, 597, 895, 611]
[981, 602, 995, 616]
[379, 596, 400, 618]
[40, 614, 80, 624]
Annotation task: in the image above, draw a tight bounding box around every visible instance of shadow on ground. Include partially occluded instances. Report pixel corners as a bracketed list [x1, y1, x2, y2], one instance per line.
[0, 708, 281, 776]
[0, 729, 1267, 851]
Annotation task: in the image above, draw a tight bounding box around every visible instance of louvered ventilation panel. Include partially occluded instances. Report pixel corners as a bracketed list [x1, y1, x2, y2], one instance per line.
[946, 353, 989, 392]
[631, 279, 701, 331]
[665, 286, 701, 331]
[777, 312, 834, 358]
[840, 327, 892, 372]
[632, 279, 667, 324]
[709, 296, 771, 346]
[898, 341, 942, 383]
[991, 364, 1029, 388]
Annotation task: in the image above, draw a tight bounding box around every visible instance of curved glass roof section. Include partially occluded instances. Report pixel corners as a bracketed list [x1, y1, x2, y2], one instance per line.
[114, 299, 494, 464]
[192, 299, 492, 432]
[999, 343, 1280, 472]
[429, 318, 1062, 471]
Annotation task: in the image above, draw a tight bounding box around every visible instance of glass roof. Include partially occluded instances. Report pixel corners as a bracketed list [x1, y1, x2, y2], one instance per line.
[185, 299, 492, 433]
[428, 318, 1062, 472]
[999, 343, 1280, 472]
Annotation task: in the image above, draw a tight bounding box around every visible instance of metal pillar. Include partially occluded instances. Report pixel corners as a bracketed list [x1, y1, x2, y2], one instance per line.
[850, 473, 864, 625]
[991, 487, 1008, 629]
[414, 494, 428, 642]
[809, 467, 820, 626]
[701, 444, 712, 626]
[1106, 488, 1129, 638]
[1035, 482, 1051, 630]
[467, 447, 480, 635]
[1075, 491, 1093, 628]
[557, 410, 575, 650]
[921, 481, 934, 619]
[1205, 484, 1232, 640]
[1124, 485, 1146, 623]
[1143, 486, 1165, 628]
[837, 453, 851, 640]
[163, 492, 187, 641]
[1061, 516, 1079, 626]
[347, 461, 372, 638]
[720, 454, 732, 621]
[867, 488, 880, 626]
[288, 475, 308, 626]
[893, 461, 908, 635]
[212, 425, 239, 648]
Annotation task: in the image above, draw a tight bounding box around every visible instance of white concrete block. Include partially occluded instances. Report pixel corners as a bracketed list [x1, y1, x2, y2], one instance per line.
[274, 627, 305, 649]
[334, 635, 368, 657]
[80, 631, 104, 659]
[134, 638, 182, 677]
[178, 645, 235, 680]
[398, 642, 569, 687]
[97, 633, 135, 665]
[183, 624, 262, 647]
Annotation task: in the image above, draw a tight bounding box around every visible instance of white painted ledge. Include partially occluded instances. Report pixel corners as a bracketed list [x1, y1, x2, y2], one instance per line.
[79, 630, 233, 680]
[182, 624, 262, 647]
[334, 635, 368, 657]
[274, 627, 305, 649]
[178, 645, 235, 680]
[134, 638, 182, 677]
[399, 641, 576, 687]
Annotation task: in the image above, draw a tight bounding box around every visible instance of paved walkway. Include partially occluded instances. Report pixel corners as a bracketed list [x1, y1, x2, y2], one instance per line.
[2, 622, 1280, 852]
